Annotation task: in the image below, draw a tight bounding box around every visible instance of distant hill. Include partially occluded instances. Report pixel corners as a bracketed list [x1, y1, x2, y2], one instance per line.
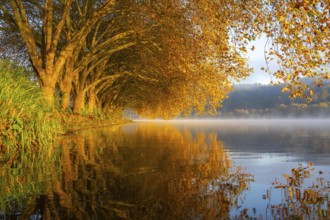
[218, 80, 330, 118]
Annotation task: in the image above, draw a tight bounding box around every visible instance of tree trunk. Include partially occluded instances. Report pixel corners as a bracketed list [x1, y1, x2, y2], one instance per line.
[88, 90, 97, 113]
[41, 80, 56, 108]
[60, 77, 73, 111]
[61, 89, 71, 111]
[73, 92, 85, 113]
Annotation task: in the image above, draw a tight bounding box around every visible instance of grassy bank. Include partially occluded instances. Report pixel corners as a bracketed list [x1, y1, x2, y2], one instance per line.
[0, 60, 129, 166]
[0, 61, 60, 163]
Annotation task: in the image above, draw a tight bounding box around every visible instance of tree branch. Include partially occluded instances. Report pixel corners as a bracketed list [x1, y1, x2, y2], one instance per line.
[51, 0, 73, 54]
[9, 0, 44, 78]
[43, 0, 53, 53]
[83, 73, 121, 93]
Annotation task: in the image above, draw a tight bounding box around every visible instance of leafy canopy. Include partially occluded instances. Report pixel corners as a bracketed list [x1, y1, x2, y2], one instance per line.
[0, 0, 329, 118]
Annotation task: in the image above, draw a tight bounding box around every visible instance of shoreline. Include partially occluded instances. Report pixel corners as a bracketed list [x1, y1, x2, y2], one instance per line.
[59, 113, 132, 134]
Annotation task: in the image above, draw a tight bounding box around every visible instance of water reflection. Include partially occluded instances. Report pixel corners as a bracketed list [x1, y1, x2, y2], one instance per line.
[0, 145, 60, 219]
[265, 163, 330, 219]
[1, 123, 253, 219]
[167, 120, 330, 158]
[0, 123, 330, 219]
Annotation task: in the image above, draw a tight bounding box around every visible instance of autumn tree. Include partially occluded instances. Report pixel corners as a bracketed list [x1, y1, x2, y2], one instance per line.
[1, 0, 329, 118]
[0, 0, 259, 116]
[0, 0, 118, 106]
[105, 0, 259, 118]
[60, 0, 144, 112]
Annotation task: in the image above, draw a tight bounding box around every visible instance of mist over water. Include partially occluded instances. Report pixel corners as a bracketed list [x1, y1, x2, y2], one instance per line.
[133, 119, 330, 217]
[136, 118, 330, 124]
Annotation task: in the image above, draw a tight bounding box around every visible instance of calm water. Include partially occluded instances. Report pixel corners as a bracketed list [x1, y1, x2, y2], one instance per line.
[1, 119, 330, 219]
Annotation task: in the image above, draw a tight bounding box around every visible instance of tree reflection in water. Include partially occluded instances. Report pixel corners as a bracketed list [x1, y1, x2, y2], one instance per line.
[0, 123, 253, 219]
[263, 163, 330, 219]
[0, 143, 61, 219]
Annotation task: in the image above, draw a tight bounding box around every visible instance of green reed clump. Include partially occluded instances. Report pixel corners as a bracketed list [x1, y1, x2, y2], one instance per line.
[0, 60, 60, 161]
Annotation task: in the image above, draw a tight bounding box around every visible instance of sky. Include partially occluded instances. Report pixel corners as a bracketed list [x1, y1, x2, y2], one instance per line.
[238, 35, 274, 85]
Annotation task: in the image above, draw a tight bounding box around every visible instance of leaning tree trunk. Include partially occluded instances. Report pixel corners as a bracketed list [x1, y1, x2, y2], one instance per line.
[7, 0, 117, 109]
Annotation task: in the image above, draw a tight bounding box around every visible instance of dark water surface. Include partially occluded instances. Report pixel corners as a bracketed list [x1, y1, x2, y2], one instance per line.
[1, 119, 330, 219]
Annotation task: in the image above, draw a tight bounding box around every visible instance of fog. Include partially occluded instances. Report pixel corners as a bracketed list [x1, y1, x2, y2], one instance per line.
[132, 118, 330, 164]
[135, 118, 330, 127]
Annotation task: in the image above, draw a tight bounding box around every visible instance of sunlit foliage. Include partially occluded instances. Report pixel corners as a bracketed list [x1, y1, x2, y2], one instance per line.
[263, 0, 330, 101]
[0, 0, 329, 118]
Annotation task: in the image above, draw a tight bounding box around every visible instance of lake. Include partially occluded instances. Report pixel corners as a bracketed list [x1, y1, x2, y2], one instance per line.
[1, 119, 330, 219]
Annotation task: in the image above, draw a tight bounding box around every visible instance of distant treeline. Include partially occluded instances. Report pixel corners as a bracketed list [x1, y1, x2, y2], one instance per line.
[219, 79, 330, 118]
[124, 79, 330, 119]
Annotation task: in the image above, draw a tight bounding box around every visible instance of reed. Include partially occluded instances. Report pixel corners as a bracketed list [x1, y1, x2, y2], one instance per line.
[0, 60, 60, 164]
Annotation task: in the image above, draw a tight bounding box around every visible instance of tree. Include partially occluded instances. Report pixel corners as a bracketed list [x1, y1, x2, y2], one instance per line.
[59, 0, 142, 112]
[0, 0, 117, 106]
[1, 0, 329, 118]
[94, 0, 256, 118]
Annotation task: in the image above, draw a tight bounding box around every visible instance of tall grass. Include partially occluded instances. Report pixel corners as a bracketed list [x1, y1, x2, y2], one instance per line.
[0, 60, 60, 164]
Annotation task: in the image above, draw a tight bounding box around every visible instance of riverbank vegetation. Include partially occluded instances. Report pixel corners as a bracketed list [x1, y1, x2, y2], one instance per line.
[0, 60, 60, 162]
[0, 60, 126, 163]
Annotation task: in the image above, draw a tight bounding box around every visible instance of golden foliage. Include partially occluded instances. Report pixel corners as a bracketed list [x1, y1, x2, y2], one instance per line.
[263, 0, 330, 101]
[1, 0, 329, 117]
